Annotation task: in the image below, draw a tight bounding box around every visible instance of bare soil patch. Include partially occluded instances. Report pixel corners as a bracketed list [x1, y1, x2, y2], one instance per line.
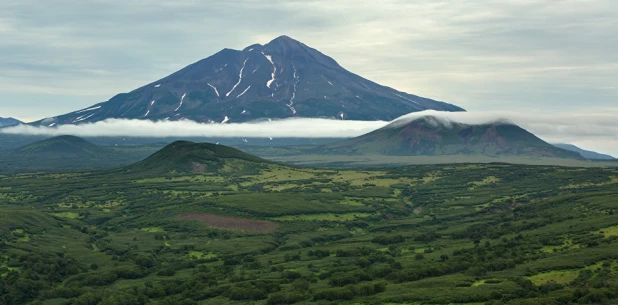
[176, 213, 279, 232]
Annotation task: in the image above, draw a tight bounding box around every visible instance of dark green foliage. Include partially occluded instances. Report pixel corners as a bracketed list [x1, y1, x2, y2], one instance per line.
[266, 291, 306, 305]
[0, 161, 617, 305]
[371, 234, 406, 245]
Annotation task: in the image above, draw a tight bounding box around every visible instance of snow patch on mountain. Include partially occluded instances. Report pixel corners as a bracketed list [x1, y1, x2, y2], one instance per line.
[237, 86, 251, 98]
[74, 113, 96, 123]
[287, 66, 299, 115]
[174, 93, 186, 112]
[226, 58, 248, 97]
[75, 106, 101, 114]
[394, 93, 420, 105]
[263, 52, 276, 88]
[207, 83, 220, 97]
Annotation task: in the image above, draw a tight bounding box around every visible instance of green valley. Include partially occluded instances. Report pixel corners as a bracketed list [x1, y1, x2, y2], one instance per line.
[0, 141, 617, 305]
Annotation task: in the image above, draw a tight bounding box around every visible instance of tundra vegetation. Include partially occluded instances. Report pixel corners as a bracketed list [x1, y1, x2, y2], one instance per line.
[1, 152, 617, 304]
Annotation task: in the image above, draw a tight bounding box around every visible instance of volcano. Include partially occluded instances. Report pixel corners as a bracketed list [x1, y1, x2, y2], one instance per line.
[34, 35, 464, 126]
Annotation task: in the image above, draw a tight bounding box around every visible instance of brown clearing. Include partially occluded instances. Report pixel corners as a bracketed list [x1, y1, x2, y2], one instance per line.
[176, 213, 279, 232]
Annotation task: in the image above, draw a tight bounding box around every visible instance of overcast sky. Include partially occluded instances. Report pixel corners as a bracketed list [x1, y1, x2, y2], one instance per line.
[1, 0, 616, 153]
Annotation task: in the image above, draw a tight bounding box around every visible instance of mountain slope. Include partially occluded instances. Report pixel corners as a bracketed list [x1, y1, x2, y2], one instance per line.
[0, 117, 22, 128]
[122, 141, 274, 175]
[11, 135, 114, 159]
[319, 116, 584, 159]
[553, 143, 616, 160]
[34, 35, 464, 126]
[0, 136, 156, 173]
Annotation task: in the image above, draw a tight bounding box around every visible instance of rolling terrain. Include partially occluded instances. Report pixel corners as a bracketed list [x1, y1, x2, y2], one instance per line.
[1, 142, 617, 304]
[31, 36, 463, 126]
[0, 135, 161, 173]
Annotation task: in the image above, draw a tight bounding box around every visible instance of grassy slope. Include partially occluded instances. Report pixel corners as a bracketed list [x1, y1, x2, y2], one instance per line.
[0, 135, 161, 174]
[0, 162, 617, 304]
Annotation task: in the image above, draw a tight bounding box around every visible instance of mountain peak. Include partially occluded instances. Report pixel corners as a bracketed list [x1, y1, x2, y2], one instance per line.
[263, 35, 314, 55]
[268, 35, 300, 44]
[33, 36, 465, 125]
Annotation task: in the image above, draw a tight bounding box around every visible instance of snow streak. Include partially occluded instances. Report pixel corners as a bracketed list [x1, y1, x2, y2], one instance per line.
[174, 93, 186, 112]
[207, 83, 220, 97]
[226, 59, 248, 97]
[262, 52, 276, 88]
[237, 86, 251, 98]
[394, 93, 420, 105]
[287, 66, 299, 115]
[73, 113, 95, 123]
[75, 106, 101, 114]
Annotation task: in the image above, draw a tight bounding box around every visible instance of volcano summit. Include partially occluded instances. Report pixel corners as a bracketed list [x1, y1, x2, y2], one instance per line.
[35, 36, 464, 126]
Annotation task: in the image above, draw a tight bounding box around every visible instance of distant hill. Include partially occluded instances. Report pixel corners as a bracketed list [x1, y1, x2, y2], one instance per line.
[0, 117, 22, 128]
[12, 135, 115, 159]
[32, 35, 463, 126]
[553, 143, 616, 160]
[121, 141, 274, 175]
[0, 135, 158, 173]
[318, 116, 583, 160]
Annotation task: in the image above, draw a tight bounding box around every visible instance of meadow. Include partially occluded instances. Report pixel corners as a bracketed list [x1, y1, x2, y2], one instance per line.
[1, 160, 617, 305]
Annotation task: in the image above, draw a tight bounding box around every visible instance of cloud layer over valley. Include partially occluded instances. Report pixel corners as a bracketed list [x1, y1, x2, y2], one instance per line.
[2, 110, 617, 156]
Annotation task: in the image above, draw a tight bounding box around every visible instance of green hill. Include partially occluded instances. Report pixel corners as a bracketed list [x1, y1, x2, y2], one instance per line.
[12, 135, 114, 158]
[121, 140, 275, 175]
[0, 135, 159, 173]
[319, 116, 583, 159]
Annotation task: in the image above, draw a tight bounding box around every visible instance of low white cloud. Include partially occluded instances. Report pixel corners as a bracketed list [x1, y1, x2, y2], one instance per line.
[0, 117, 388, 138]
[2, 110, 616, 156]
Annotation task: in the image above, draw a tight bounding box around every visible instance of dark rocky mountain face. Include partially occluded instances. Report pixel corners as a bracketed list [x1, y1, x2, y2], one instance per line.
[0, 117, 22, 128]
[319, 116, 584, 159]
[34, 36, 464, 126]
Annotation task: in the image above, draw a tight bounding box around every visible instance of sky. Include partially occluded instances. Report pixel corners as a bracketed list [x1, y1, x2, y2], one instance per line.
[0, 0, 617, 154]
